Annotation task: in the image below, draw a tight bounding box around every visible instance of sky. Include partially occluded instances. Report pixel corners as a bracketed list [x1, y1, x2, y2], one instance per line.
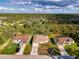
[0, 0, 79, 13]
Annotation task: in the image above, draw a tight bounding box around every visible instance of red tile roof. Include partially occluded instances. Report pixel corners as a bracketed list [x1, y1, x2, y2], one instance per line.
[57, 36, 73, 43]
[33, 35, 49, 43]
[14, 34, 30, 43]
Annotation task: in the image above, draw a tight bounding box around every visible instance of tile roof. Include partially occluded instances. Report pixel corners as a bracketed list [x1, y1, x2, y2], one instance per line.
[33, 35, 49, 43]
[57, 36, 73, 43]
[14, 34, 30, 43]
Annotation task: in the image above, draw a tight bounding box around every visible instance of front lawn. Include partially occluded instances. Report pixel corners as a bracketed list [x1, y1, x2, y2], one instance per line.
[49, 38, 61, 56]
[65, 43, 79, 56]
[0, 36, 8, 46]
[23, 43, 32, 55]
[1, 42, 19, 55]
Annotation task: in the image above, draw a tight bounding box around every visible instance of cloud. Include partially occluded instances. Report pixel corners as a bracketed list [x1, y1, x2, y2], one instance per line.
[12, 1, 31, 4]
[0, 6, 26, 11]
[49, 0, 62, 2]
[0, 7, 16, 10]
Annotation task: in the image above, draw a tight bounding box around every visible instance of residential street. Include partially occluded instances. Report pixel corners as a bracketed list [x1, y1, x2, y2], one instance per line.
[0, 55, 53, 59]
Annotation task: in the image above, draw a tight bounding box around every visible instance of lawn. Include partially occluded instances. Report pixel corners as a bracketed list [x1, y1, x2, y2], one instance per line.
[23, 43, 32, 55]
[49, 38, 61, 56]
[65, 43, 79, 56]
[0, 36, 8, 46]
[1, 42, 19, 55]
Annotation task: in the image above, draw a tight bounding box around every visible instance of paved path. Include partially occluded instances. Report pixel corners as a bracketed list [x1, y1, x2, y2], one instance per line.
[16, 36, 32, 55]
[0, 39, 11, 52]
[30, 43, 39, 55]
[54, 39, 68, 56]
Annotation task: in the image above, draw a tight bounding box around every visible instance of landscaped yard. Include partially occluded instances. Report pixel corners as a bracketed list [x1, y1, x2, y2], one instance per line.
[65, 43, 79, 56]
[23, 43, 32, 55]
[0, 42, 19, 55]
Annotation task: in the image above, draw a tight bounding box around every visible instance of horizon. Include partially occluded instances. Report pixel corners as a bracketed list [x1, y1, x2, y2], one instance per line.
[0, 0, 79, 13]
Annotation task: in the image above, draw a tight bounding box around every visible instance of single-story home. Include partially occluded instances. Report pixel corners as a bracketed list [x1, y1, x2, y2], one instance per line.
[31, 35, 49, 55]
[56, 36, 74, 45]
[12, 34, 30, 46]
[33, 35, 49, 44]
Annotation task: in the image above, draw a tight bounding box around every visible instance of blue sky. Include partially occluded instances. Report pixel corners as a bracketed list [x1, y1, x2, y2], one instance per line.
[0, 0, 79, 13]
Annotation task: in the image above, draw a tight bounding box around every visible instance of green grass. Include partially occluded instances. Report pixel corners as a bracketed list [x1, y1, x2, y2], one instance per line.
[1, 43, 18, 55]
[23, 44, 32, 55]
[49, 38, 61, 55]
[65, 43, 79, 56]
[0, 36, 7, 45]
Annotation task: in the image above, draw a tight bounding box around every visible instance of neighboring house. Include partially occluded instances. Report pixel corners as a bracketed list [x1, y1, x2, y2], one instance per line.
[56, 36, 74, 45]
[33, 35, 49, 44]
[31, 35, 49, 55]
[12, 34, 30, 47]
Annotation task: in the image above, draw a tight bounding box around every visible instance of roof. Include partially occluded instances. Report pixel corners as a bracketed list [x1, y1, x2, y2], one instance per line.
[33, 35, 49, 43]
[57, 36, 73, 43]
[14, 34, 30, 43]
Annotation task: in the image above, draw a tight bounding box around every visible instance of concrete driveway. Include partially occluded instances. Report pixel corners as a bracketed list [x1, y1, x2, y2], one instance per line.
[31, 43, 39, 55]
[54, 39, 68, 56]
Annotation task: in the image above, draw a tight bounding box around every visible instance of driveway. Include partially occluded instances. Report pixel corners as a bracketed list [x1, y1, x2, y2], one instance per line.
[54, 39, 69, 56]
[57, 44, 68, 56]
[30, 43, 39, 55]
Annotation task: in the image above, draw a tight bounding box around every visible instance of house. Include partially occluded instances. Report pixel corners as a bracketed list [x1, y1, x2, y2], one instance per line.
[12, 34, 30, 46]
[33, 35, 49, 44]
[31, 35, 49, 55]
[56, 36, 74, 45]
